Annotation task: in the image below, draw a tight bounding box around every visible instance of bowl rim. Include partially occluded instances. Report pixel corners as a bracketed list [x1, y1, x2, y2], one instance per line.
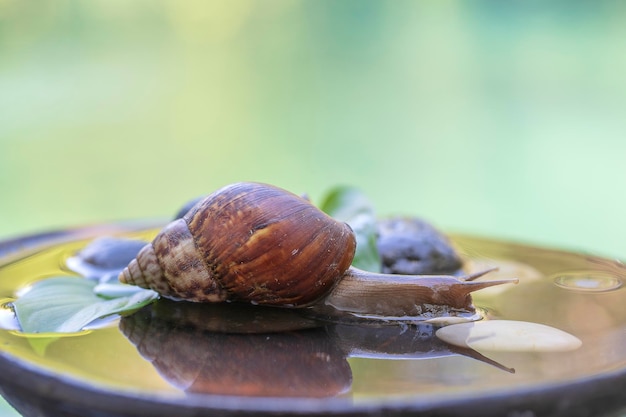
[1, 222, 625, 417]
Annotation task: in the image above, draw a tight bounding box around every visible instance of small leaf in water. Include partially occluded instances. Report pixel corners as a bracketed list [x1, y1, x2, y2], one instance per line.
[320, 186, 381, 272]
[11, 277, 158, 334]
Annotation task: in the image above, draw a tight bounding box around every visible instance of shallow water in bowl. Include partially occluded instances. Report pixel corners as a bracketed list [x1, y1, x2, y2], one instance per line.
[0, 230, 625, 403]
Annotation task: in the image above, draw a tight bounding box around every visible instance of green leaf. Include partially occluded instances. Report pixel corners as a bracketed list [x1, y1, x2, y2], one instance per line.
[320, 186, 381, 272]
[12, 277, 158, 334]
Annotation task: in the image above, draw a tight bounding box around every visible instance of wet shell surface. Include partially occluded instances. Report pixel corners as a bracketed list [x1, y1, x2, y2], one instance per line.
[120, 182, 357, 307]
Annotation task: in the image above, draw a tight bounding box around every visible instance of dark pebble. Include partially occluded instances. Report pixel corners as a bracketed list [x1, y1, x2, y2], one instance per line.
[377, 217, 463, 275]
[76, 237, 147, 269]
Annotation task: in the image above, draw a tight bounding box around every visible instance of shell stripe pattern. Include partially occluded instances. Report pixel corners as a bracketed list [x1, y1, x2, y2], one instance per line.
[121, 182, 356, 307]
[122, 219, 228, 302]
[183, 183, 356, 306]
[152, 219, 228, 302]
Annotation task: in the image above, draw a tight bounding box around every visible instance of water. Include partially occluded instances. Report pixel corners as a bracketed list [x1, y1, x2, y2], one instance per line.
[553, 271, 622, 292]
[0, 227, 625, 414]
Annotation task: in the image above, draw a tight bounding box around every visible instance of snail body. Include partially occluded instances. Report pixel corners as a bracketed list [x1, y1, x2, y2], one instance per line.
[120, 182, 516, 318]
[312, 268, 508, 320]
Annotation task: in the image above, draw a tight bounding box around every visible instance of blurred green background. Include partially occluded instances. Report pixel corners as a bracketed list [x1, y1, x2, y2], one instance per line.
[2, 0, 626, 259]
[1, 1, 626, 414]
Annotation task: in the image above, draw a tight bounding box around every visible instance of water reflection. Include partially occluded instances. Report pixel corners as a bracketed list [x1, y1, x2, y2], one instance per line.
[120, 300, 512, 398]
[553, 271, 623, 292]
[117, 234, 626, 400]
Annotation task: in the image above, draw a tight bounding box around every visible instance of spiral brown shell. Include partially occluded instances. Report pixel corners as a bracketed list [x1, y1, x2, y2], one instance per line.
[119, 182, 357, 307]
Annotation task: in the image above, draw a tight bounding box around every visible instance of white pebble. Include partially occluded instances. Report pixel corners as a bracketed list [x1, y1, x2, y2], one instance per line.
[435, 320, 582, 352]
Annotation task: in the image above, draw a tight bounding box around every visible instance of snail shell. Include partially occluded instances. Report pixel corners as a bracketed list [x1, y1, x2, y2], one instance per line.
[120, 182, 356, 307]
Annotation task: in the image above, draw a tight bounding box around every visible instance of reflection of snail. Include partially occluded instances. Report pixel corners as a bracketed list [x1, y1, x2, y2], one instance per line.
[120, 300, 513, 398]
[120, 182, 515, 319]
[120, 301, 351, 398]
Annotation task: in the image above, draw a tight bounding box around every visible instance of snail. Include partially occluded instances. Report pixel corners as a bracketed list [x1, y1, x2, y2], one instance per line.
[119, 182, 517, 319]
